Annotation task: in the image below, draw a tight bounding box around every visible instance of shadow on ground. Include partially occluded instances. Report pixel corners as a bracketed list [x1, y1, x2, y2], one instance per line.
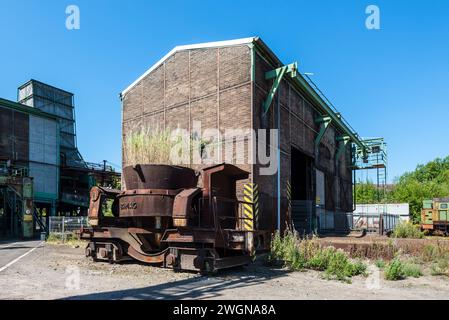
[0, 246, 38, 250]
[0, 238, 20, 246]
[64, 265, 290, 300]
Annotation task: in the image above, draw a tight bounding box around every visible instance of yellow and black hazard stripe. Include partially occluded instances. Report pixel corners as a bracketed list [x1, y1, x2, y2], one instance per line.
[286, 180, 292, 227]
[286, 180, 292, 211]
[243, 182, 259, 231]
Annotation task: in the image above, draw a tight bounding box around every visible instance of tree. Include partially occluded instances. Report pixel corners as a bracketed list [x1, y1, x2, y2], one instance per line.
[353, 157, 449, 223]
[388, 157, 449, 222]
[355, 181, 379, 204]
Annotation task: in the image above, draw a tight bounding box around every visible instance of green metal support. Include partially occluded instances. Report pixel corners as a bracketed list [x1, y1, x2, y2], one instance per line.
[335, 135, 351, 162]
[314, 116, 332, 147]
[263, 62, 298, 115]
[290, 73, 366, 154]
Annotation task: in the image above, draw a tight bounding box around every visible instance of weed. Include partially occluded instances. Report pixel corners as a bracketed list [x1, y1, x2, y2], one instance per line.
[269, 231, 367, 282]
[384, 258, 405, 280]
[431, 259, 449, 276]
[375, 259, 386, 269]
[324, 250, 367, 282]
[46, 233, 85, 248]
[421, 242, 449, 262]
[402, 262, 423, 278]
[306, 246, 333, 271]
[384, 257, 423, 280]
[391, 221, 424, 239]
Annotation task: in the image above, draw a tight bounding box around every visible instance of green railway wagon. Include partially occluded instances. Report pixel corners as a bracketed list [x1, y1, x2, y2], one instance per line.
[423, 200, 433, 210]
[421, 198, 449, 235]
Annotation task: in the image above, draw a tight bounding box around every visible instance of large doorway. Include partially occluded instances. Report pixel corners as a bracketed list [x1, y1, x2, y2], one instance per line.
[291, 147, 313, 235]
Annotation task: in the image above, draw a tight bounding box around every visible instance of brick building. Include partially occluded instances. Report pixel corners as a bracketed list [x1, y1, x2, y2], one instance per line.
[120, 37, 371, 234]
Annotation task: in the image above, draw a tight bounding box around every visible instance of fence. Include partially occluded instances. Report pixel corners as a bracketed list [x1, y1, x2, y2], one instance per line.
[48, 216, 90, 241]
[347, 213, 400, 234]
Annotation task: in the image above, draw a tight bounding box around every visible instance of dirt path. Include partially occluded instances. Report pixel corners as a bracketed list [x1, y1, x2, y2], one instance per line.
[0, 242, 448, 300]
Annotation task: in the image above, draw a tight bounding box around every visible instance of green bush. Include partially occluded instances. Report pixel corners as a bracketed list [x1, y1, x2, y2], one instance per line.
[384, 257, 423, 280]
[269, 231, 367, 282]
[391, 221, 424, 239]
[306, 246, 334, 271]
[290, 248, 307, 270]
[324, 249, 367, 282]
[402, 262, 423, 278]
[384, 258, 405, 280]
[269, 231, 297, 264]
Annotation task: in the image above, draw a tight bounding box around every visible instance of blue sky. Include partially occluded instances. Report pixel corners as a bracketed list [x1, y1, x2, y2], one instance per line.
[0, 0, 448, 181]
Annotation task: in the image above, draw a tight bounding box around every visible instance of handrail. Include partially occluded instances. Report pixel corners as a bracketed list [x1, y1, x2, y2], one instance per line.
[33, 207, 48, 234]
[212, 196, 253, 232]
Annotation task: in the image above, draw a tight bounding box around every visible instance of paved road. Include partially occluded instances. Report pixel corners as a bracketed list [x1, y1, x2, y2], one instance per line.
[0, 240, 43, 272]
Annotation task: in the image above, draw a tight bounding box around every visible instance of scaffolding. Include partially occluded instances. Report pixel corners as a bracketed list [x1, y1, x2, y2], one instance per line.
[352, 137, 388, 216]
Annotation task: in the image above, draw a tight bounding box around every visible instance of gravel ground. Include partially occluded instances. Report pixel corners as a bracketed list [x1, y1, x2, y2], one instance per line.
[1, 242, 449, 300]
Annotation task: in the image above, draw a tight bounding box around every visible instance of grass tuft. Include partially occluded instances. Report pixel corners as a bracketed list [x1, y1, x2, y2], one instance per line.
[375, 259, 386, 269]
[384, 257, 423, 280]
[431, 259, 449, 276]
[124, 125, 210, 166]
[391, 221, 424, 239]
[269, 230, 367, 283]
[46, 233, 85, 248]
[384, 258, 405, 280]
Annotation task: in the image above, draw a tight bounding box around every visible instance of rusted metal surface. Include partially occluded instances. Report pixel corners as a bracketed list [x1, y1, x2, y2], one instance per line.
[88, 187, 120, 226]
[173, 188, 202, 227]
[82, 163, 270, 272]
[118, 191, 177, 217]
[123, 164, 197, 190]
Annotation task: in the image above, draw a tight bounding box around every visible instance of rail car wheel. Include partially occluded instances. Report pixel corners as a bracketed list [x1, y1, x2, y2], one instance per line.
[86, 241, 124, 263]
[200, 260, 217, 276]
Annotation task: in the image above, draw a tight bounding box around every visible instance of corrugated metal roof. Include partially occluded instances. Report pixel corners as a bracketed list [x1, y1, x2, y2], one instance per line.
[121, 37, 257, 97]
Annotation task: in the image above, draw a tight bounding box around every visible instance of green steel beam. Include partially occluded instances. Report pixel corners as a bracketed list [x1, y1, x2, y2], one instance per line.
[262, 63, 297, 115]
[293, 73, 366, 152]
[265, 62, 297, 80]
[261, 60, 368, 156]
[314, 116, 332, 147]
[335, 135, 351, 162]
[252, 41, 367, 154]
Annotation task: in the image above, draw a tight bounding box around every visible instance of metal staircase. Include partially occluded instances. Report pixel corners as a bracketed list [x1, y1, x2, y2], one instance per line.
[3, 185, 48, 236]
[291, 200, 313, 236]
[33, 207, 48, 234]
